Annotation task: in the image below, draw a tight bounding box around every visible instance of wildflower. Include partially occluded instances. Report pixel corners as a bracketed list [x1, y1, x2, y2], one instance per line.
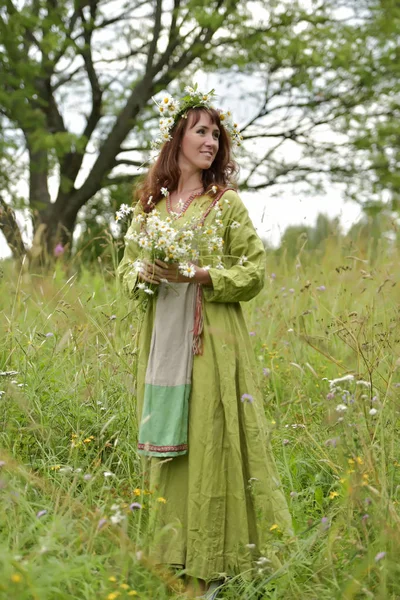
[84, 473, 92, 481]
[290, 491, 298, 498]
[325, 438, 339, 447]
[329, 374, 354, 386]
[375, 551, 386, 562]
[238, 255, 248, 266]
[329, 491, 339, 499]
[157, 497, 167, 503]
[356, 380, 371, 388]
[230, 220, 241, 229]
[110, 511, 125, 525]
[246, 543, 256, 549]
[115, 204, 133, 222]
[107, 592, 120, 600]
[109, 576, 117, 582]
[54, 243, 64, 257]
[45, 332, 54, 337]
[321, 517, 330, 530]
[287, 328, 294, 333]
[270, 273, 276, 279]
[11, 574, 22, 583]
[120, 584, 130, 590]
[316, 285, 326, 292]
[97, 518, 107, 530]
[0, 391, 5, 396]
[179, 263, 196, 278]
[361, 514, 369, 522]
[127, 592, 138, 597]
[335, 404, 348, 413]
[249, 331, 256, 337]
[256, 556, 271, 565]
[36, 509, 47, 518]
[262, 368, 270, 377]
[269, 523, 279, 531]
[283, 439, 290, 445]
[241, 393, 254, 403]
[103, 471, 114, 477]
[326, 392, 335, 400]
[211, 185, 217, 194]
[369, 408, 378, 416]
[160, 187, 169, 197]
[50, 465, 61, 471]
[289, 288, 295, 293]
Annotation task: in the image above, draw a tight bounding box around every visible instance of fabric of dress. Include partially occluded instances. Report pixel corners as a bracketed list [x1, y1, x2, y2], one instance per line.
[117, 189, 293, 582]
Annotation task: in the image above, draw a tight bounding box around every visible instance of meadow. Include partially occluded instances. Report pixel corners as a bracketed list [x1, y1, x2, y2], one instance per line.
[1, 231, 400, 600]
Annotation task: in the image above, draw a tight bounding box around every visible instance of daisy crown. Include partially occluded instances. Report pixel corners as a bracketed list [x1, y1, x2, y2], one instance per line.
[152, 84, 243, 150]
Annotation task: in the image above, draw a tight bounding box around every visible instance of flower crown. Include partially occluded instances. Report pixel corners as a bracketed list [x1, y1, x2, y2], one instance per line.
[151, 84, 243, 151]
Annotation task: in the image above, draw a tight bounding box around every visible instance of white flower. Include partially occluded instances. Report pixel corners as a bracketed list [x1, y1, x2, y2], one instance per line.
[0, 391, 5, 396]
[356, 380, 371, 387]
[369, 408, 378, 416]
[160, 187, 169, 197]
[179, 263, 196, 278]
[335, 404, 348, 413]
[103, 471, 114, 477]
[147, 195, 153, 205]
[246, 543, 256, 549]
[329, 374, 354, 386]
[115, 203, 133, 222]
[144, 288, 155, 295]
[238, 255, 248, 266]
[211, 185, 217, 194]
[230, 220, 241, 229]
[110, 511, 125, 525]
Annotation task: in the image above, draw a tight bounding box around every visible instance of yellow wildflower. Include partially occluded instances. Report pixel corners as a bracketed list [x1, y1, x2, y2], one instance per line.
[50, 465, 61, 471]
[120, 583, 130, 590]
[133, 488, 141, 496]
[356, 456, 363, 465]
[128, 592, 138, 597]
[108, 576, 117, 582]
[107, 593, 120, 600]
[269, 524, 279, 531]
[157, 497, 167, 504]
[348, 458, 355, 466]
[11, 574, 22, 583]
[329, 491, 339, 499]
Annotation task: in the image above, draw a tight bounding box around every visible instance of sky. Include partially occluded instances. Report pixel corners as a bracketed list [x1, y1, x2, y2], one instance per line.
[0, 1, 364, 259]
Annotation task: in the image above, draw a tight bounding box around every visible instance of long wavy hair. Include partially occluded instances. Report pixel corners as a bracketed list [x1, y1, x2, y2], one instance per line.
[135, 107, 238, 212]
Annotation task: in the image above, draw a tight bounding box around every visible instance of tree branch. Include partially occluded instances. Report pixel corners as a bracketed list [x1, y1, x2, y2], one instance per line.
[146, 0, 163, 72]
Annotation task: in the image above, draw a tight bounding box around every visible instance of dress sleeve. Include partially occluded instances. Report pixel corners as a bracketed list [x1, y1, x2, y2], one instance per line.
[202, 190, 266, 303]
[116, 202, 143, 299]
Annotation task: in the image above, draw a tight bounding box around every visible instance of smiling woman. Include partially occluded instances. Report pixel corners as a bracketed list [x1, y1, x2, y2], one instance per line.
[117, 87, 293, 598]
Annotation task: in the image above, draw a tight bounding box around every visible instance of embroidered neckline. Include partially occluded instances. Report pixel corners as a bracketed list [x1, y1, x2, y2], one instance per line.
[166, 189, 205, 219]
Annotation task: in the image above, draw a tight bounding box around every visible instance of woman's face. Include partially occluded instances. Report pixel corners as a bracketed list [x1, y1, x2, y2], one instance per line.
[178, 111, 220, 172]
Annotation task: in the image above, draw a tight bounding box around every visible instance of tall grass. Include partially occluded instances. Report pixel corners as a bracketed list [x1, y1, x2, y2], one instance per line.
[1, 232, 400, 599]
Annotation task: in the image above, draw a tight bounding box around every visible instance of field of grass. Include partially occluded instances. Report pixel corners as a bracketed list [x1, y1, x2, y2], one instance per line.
[1, 234, 400, 599]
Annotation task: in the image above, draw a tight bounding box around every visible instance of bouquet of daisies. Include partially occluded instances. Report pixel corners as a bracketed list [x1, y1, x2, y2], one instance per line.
[117, 204, 226, 298]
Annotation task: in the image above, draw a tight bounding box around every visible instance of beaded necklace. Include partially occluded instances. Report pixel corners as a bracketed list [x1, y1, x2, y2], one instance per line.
[166, 188, 204, 218]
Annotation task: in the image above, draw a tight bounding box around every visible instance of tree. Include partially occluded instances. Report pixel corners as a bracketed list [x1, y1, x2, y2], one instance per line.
[0, 0, 388, 265]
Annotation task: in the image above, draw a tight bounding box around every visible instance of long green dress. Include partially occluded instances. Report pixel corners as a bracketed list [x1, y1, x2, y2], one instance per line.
[117, 189, 293, 582]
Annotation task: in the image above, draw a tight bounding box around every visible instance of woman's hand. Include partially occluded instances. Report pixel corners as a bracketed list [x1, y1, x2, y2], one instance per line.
[137, 259, 212, 286]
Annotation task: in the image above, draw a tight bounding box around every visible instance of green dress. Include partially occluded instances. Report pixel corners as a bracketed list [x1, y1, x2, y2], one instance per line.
[117, 189, 293, 582]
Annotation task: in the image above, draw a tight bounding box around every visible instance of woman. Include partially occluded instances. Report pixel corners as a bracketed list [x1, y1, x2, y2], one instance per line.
[117, 88, 293, 598]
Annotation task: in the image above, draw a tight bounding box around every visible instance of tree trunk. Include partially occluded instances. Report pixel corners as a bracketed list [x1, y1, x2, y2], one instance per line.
[0, 195, 27, 260]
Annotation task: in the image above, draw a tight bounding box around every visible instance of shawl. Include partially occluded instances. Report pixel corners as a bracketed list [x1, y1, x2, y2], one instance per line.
[137, 188, 234, 458]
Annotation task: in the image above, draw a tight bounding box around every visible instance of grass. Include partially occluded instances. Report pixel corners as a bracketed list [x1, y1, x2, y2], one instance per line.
[1, 232, 400, 599]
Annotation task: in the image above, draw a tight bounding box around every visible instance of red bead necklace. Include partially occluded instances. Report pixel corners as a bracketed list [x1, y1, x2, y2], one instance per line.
[166, 188, 204, 218]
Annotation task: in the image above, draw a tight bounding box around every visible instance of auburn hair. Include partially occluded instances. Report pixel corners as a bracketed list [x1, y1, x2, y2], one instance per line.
[134, 107, 238, 212]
